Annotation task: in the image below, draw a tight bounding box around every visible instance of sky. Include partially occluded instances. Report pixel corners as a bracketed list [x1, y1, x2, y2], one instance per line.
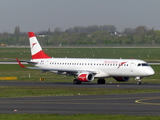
[0, 0, 160, 33]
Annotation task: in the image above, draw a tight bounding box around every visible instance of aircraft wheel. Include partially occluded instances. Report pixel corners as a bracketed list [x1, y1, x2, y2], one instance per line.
[136, 81, 142, 85]
[73, 79, 81, 84]
[97, 79, 106, 84]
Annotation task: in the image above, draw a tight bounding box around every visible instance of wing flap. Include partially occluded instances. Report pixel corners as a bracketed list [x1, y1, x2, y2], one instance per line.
[26, 67, 97, 74]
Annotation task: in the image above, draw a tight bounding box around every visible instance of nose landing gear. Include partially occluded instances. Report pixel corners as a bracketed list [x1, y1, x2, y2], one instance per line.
[135, 77, 142, 85]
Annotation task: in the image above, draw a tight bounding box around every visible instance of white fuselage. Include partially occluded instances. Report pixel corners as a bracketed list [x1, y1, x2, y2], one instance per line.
[32, 58, 154, 78]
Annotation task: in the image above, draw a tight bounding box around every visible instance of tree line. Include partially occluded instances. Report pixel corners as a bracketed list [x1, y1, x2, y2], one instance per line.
[1, 25, 160, 46]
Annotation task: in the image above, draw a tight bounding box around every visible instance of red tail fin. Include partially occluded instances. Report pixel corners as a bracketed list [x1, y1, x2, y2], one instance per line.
[28, 32, 51, 59]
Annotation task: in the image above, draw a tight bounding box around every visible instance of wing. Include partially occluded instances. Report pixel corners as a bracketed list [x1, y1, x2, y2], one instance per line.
[26, 67, 97, 74]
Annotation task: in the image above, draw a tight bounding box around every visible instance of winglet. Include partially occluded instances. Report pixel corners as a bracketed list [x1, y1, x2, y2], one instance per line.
[16, 58, 26, 68]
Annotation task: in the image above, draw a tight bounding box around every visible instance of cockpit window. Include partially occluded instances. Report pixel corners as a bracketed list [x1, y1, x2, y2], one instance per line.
[142, 63, 149, 66]
[137, 63, 149, 66]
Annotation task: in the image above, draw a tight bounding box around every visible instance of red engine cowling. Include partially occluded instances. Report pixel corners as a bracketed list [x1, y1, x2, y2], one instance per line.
[77, 73, 94, 82]
[113, 77, 130, 82]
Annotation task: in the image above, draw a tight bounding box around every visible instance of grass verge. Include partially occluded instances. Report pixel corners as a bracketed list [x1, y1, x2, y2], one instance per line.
[0, 114, 160, 120]
[0, 86, 160, 98]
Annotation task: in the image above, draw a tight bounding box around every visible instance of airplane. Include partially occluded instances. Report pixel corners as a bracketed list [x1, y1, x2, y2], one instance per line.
[16, 32, 155, 85]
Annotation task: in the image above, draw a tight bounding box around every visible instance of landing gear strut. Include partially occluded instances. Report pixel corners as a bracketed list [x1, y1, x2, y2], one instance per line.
[73, 79, 81, 84]
[97, 78, 106, 84]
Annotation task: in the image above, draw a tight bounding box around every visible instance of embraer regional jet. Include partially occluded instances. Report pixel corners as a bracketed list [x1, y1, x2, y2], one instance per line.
[17, 32, 155, 84]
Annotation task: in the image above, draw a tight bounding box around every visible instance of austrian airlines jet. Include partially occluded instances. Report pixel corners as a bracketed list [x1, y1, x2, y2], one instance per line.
[17, 32, 155, 84]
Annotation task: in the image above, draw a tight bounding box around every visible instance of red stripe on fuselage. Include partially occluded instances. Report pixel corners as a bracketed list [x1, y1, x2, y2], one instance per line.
[32, 50, 51, 59]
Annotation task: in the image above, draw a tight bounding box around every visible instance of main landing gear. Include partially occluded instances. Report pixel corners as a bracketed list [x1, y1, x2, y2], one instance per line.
[97, 78, 106, 84]
[73, 79, 81, 84]
[135, 77, 142, 85]
[73, 78, 106, 84]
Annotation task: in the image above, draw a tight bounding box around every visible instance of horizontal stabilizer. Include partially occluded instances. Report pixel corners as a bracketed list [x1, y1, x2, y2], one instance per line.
[16, 58, 26, 68]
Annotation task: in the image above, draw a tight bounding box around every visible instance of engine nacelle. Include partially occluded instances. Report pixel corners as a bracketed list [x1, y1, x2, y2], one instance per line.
[113, 77, 130, 82]
[77, 72, 94, 82]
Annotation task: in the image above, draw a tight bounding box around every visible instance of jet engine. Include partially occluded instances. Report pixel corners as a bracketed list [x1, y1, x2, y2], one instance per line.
[113, 77, 130, 82]
[77, 72, 94, 82]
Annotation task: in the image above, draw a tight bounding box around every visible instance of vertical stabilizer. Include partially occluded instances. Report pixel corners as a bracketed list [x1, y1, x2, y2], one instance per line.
[28, 32, 51, 59]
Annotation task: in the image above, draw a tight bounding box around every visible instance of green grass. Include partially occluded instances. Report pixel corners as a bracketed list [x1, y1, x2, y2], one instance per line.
[1, 47, 160, 62]
[0, 86, 160, 98]
[0, 114, 160, 120]
[0, 64, 73, 82]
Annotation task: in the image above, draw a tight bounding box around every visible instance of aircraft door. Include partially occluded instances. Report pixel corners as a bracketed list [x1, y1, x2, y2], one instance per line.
[44, 60, 50, 67]
[130, 62, 134, 72]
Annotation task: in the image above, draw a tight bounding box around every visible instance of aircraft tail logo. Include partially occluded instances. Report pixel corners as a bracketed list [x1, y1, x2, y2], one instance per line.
[31, 43, 37, 49]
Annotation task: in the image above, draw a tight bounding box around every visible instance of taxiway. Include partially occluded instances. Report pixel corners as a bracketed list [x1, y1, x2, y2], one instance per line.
[0, 81, 159, 115]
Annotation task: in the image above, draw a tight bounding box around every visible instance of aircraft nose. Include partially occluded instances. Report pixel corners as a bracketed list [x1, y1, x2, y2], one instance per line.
[146, 68, 155, 76]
